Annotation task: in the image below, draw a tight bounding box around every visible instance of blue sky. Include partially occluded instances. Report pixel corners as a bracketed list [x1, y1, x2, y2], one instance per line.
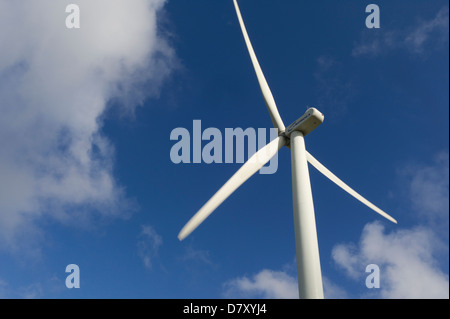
[0, 0, 448, 299]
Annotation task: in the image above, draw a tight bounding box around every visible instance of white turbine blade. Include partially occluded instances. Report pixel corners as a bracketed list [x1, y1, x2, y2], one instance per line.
[233, 0, 285, 132]
[306, 151, 398, 224]
[178, 136, 287, 241]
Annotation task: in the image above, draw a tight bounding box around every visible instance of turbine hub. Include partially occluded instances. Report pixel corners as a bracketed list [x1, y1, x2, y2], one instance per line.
[285, 108, 324, 138]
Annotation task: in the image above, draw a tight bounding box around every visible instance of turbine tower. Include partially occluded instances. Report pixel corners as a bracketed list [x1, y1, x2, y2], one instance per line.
[178, 0, 397, 299]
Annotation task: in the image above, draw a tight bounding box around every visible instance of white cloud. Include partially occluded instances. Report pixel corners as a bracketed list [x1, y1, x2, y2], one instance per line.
[332, 222, 449, 299]
[322, 277, 349, 299]
[224, 269, 299, 299]
[352, 6, 449, 57]
[225, 150, 449, 299]
[0, 0, 174, 250]
[402, 151, 449, 227]
[137, 225, 163, 270]
[330, 150, 449, 299]
[223, 264, 350, 299]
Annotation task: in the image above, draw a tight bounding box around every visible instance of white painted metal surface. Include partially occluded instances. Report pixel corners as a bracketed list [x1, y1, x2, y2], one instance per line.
[233, 0, 285, 132]
[306, 151, 397, 224]
[178, 136, 287, 241]
[291, 131, 324, 299]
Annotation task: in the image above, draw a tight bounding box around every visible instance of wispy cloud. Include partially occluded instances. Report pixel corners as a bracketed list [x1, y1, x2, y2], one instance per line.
[137, 225, 163, 270]
[0, 280, 44, 299]
[313, 55, 354, 118]
[322, 277, 349, 299]
[181, 245, 214, 266]
[404, 6, 449, 54]
[0, 278, 7, 298]
[401, 151, 449, 228]
[0, 274, 63, 299]
[223, 269, 299, 299]
[0, 0, 175, 252]
[352, 6, 449, 57]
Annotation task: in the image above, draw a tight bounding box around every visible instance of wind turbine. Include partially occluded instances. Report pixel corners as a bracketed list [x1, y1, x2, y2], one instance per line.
[178, 0, 397, 299]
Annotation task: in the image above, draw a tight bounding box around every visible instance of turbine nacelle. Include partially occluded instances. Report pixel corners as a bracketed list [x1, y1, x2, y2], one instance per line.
[285, 108, 324, 138]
